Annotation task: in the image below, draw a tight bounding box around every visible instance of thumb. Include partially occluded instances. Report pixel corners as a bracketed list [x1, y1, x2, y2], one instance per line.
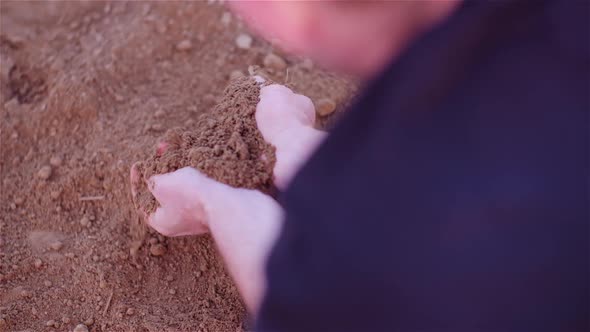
[146, 167, 218, 236]
[256, 84, 316, 143]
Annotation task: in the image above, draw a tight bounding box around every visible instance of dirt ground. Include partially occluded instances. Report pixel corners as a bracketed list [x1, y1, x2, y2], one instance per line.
[0, 1, 355, 332]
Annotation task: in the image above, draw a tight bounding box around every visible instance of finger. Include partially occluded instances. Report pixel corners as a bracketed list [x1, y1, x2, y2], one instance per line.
[148, 193, 208, 237]
[147, 171, 181, 207]
[148, 206, 182, 237]
[256, 85, 300, 142]
[293, 93, 316, 126]
[147, 167, 213, 207]
[258, 84, 314, 127]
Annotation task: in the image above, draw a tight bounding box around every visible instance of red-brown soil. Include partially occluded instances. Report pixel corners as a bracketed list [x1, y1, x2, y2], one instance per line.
[0, 2, 355, 331]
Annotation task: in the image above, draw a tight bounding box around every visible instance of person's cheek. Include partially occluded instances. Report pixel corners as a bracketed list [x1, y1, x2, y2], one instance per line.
[227, 2, 268, 36]
[228, 1, 313, 56]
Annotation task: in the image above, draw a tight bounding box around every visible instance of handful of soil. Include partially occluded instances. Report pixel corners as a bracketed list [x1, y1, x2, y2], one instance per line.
[133, 77, 276, 216]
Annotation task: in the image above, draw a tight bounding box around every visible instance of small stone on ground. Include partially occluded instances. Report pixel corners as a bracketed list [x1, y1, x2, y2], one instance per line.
[73, 323, 89, 332]
[176, 39, 192, 51]
[316, 98, 337, 116]
[37, 165, 52, 180]
[235, 33, 252, 49]
[263, 53, 287, 71]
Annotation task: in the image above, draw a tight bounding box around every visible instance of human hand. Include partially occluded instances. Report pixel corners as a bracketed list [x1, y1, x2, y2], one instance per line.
[130, 79, 325, 237]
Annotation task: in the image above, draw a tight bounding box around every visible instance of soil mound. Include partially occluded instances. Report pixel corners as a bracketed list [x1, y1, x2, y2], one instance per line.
[133, 76, 276, 215]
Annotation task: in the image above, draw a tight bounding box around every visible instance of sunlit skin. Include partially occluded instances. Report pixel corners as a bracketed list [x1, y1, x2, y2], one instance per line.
[130, 1, 461, 314]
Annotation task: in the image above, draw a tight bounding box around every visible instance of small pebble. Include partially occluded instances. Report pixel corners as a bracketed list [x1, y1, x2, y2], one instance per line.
[84, 318, 94, 326]
[220, 11, 232, 25]
[99, 279, 107, 289]
[49, 241, 63, 251]
[49, 156, 63, 166]
[235, 33, 252, 49]
[154, 109, 165, 118]
[149, 243, 166, 256]
[37, 165, 53, 180]
[229, 70, 244, 80]
[155, 21, 167, 34]
[176, 39, 192, 51]
[148, 237, 158, 245]
[44, 280, 52, 287]
[165, 275, 174, 282]
[213, 145, 223, 156]
[33, 258, 43, 268]
[316, 98, 337, 117]
[169, 289, 176, 295]
[126, 307, 135, 315]
[80, 216, 90, 227]
[50, 190, 61, 200]
[46, 319, 56, 327]
[61, 316, 70, 324]
[73, 323, 89, 332]
[263, 53, 287, 71]
[114, 94, 125, 102]
[14, 197, 24, 206]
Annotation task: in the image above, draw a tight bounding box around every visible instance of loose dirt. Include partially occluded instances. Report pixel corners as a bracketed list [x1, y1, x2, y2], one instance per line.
[0, 1, 356, 331]
[134, 76, 276, 217]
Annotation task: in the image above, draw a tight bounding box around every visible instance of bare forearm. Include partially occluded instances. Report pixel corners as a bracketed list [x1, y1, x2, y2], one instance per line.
[205, 186, 284, 314]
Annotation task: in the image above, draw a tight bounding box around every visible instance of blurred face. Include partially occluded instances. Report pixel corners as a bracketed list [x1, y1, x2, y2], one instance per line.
[229, 1, 460, 78]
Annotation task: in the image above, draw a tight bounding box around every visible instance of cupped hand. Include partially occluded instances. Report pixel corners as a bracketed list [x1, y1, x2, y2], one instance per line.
[131, 166, 214, 236]
[130, 78, 326, 237]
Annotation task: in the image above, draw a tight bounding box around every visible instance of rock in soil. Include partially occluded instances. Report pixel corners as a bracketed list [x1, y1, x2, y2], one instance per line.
[49, 155, 63, 166]
[263, 53, 287, 71]
[176, 39, 193, 51]
[37, 165, 52, 180]
[73, 323, 89, 332]
[149, 243, 166, 256]
[235, 33, 253, 49]
[316, 98, 337, 117]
